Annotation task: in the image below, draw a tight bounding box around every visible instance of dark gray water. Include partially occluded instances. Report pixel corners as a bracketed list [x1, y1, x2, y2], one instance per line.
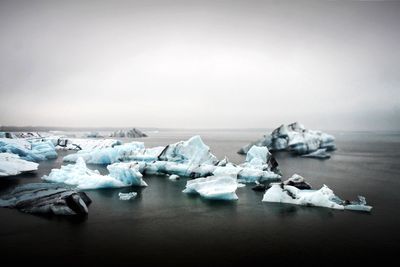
[0, 129, 399, 266]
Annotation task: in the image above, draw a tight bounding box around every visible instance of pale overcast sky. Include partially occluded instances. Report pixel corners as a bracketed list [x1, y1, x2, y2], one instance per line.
[0, 0, 399, 130]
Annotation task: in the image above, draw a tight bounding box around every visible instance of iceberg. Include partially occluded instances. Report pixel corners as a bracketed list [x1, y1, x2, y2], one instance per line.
[63, 142, 145, 164]
[43, 157, 147, 189]
[262, 178, 372, 212]
[0, 138, 57, 162]
[0, 183, 92, 216]
[158, 135, 218, 165]
[0, 153, 39, 177]
[118, 192, 137, 200]
[301, 148, 331, 159]
[182, 176, 239, 200]
[238, 122, 335, 157]
[110, 128, 147, 138]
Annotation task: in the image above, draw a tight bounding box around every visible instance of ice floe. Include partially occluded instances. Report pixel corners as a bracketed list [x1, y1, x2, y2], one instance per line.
[0, 153, 39, 177]
[183, 176, 239, 200]
[52, 137, 121, 151]
[238, 122, 335, 157]
[0, 183, 92, 216]
[262, 175, 372, 212]
[43, 157, 147, 189]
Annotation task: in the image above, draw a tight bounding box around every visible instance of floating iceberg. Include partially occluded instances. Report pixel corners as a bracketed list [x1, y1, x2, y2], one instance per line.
[0, 183, 92, 216]
[262, 177, 372, 212]
[238, 122, 335, 157]
[110, 128, 147, 138]
[63, 142, 145, 164]
[43, 157, 147, 189]
[183, 176, 239, 200]
[0, 138, 57, 162]
[158, 135, 218, 165]
[169, 174, 180, 181]
[118, 192, 137, 200]
[0, 153, 39, 177]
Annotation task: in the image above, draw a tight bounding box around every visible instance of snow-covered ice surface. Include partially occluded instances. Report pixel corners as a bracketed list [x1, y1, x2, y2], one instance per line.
[263, 180, 372, 212]
[0, 138, 57, 162]
[183, 176, 239, 200]
[43, 157, 147, 189]
[118, 192, 137, 200]
[0, 183, 91, 216]
[238, 122, 335, 156]
[0, 153, 39, 177]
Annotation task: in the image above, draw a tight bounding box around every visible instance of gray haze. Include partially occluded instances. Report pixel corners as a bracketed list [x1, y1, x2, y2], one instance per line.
[0, 0, 399, 130]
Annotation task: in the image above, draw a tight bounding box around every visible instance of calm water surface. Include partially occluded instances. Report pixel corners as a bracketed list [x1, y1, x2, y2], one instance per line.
[0, 129, 399, 266]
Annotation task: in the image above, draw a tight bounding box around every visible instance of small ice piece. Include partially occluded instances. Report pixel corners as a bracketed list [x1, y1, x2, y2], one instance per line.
[169, 174, 180, 181]
[283, 174, 312, 189]
[302, 148, 331, 159]
[262, 182, 372, 212]
[0, 183, 91, 216]
[118, 192, 137, 200]
[0, 153, 39, 177]
[182, 176, 239, 200]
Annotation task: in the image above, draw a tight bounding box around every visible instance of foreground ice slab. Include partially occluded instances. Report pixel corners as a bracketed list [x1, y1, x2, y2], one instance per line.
[183, 176, 239, 200]
[0, 153, 39, 177]
[0, 183, 92, 216]
[43, 157, 147, 189]
[0, 138, 57, 162]
[262, 177, 372, 212]
[63, 142, 145, 164]
[238, 122, 335, 156]
[110, 128, 147, 138]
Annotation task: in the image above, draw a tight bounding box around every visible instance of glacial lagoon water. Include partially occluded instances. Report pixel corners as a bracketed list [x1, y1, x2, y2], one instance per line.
[0, 129, 399, 265]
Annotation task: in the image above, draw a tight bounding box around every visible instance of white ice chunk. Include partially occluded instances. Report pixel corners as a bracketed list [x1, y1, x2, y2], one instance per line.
[169, 174, 180, 180]
[0, 153, 39, 177]
[42, 157, 130, 189]
[118, 192, 137, 200]
[53, 137, 121, 151]
[183, 176, 239, 200]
